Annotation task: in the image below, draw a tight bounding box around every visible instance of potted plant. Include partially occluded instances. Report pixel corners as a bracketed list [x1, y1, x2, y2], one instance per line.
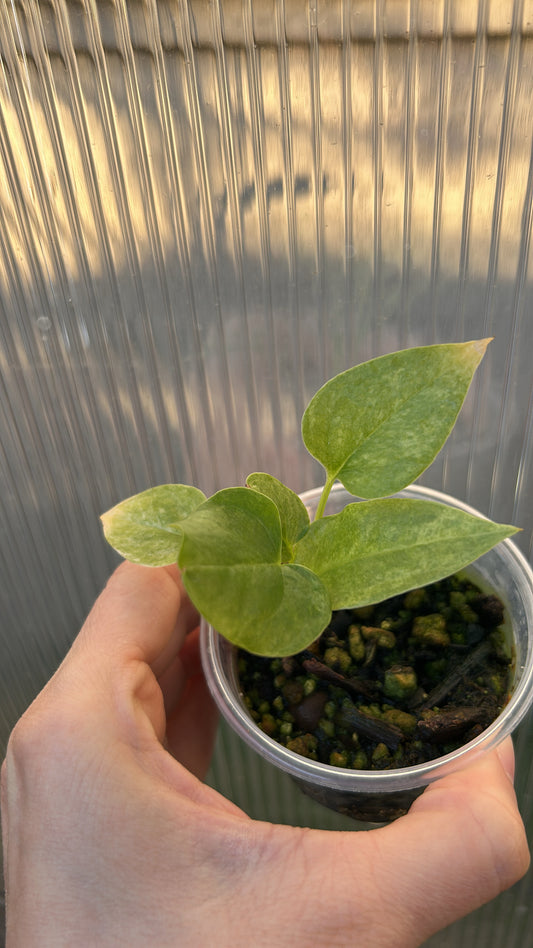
[101, 340, 533, 822]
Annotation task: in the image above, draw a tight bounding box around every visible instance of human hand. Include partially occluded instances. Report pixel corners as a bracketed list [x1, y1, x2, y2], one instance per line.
[1, 562, 529, 948]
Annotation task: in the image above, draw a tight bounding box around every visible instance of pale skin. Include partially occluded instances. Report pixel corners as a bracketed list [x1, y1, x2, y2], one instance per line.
[1, 562, 530, 948]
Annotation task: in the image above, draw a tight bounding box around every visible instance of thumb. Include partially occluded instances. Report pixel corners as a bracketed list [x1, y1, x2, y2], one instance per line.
[263, 738, 529, 948]
[42, 562, 195, 747]
[389, 739, 529, 933]
[357, 738, 529, 945]
[73, 561, 193, 669]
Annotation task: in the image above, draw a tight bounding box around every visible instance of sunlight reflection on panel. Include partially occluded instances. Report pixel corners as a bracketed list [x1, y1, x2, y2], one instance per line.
[1, 4, 532, 303]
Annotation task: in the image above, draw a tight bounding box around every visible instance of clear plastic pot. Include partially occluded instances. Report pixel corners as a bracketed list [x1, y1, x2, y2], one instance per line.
[200, 484, 533, 822]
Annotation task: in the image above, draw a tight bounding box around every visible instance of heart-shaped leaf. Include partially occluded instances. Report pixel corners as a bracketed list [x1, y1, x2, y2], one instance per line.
[178, 487, 330, 655]
[100, 341, 517, 659]
[177, 487, 282, 566]
[294, 497, 518, 609]
[100, 484, 206, 566]
[246, 472, 310, 560]
[301, 340, 490, 499]
[183, 562, 331, 656]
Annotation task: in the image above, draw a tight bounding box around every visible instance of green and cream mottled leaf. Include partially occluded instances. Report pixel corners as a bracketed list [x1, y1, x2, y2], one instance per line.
[294, 497, 518, 610]
[301, 340, 491, 499]
[177, 487, 282, 567]
[182, 562, 331, 656]
[100, 484, 206, 566]
[100, 340, 517, 658]
[178, 487, 329, 655]
[246, 472, 310, 560]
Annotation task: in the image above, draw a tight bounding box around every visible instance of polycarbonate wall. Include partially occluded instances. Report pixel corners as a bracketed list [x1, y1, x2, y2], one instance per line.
[1, 2, 533, 943]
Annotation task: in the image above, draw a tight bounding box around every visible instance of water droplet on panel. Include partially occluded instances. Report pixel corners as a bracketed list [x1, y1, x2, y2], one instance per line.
[36, 316, 52, 333]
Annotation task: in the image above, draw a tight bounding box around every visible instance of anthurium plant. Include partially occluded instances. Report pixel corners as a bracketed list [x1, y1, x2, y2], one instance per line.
[101, 340, 517, 657]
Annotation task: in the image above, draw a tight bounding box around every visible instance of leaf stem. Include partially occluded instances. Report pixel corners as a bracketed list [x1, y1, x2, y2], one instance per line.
[314, 476, 335, 520]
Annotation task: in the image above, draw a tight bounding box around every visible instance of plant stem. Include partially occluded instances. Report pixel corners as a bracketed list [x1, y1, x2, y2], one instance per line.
[314, 476, 335, 520]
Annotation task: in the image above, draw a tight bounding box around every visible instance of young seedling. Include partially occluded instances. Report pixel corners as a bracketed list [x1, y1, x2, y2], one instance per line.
[101, 340, 518, 657]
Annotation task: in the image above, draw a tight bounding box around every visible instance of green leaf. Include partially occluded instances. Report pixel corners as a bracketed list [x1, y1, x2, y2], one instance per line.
[100, 341, 518, 660]
[301, 340, 491, 499]
[178, 487, 282, 566]
[183, 562, 331, 656]
[178, 487, 330, 655]
[246, 472, 310, 560]
[100, 484, 206, 566]
[294, 497, 518, 610]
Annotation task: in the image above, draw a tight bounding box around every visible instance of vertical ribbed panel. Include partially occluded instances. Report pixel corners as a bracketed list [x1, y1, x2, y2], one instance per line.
[1, 3, 533, 943]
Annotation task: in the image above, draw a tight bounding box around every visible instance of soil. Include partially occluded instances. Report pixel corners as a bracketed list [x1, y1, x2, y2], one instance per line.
[238, 572, 512, 772]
